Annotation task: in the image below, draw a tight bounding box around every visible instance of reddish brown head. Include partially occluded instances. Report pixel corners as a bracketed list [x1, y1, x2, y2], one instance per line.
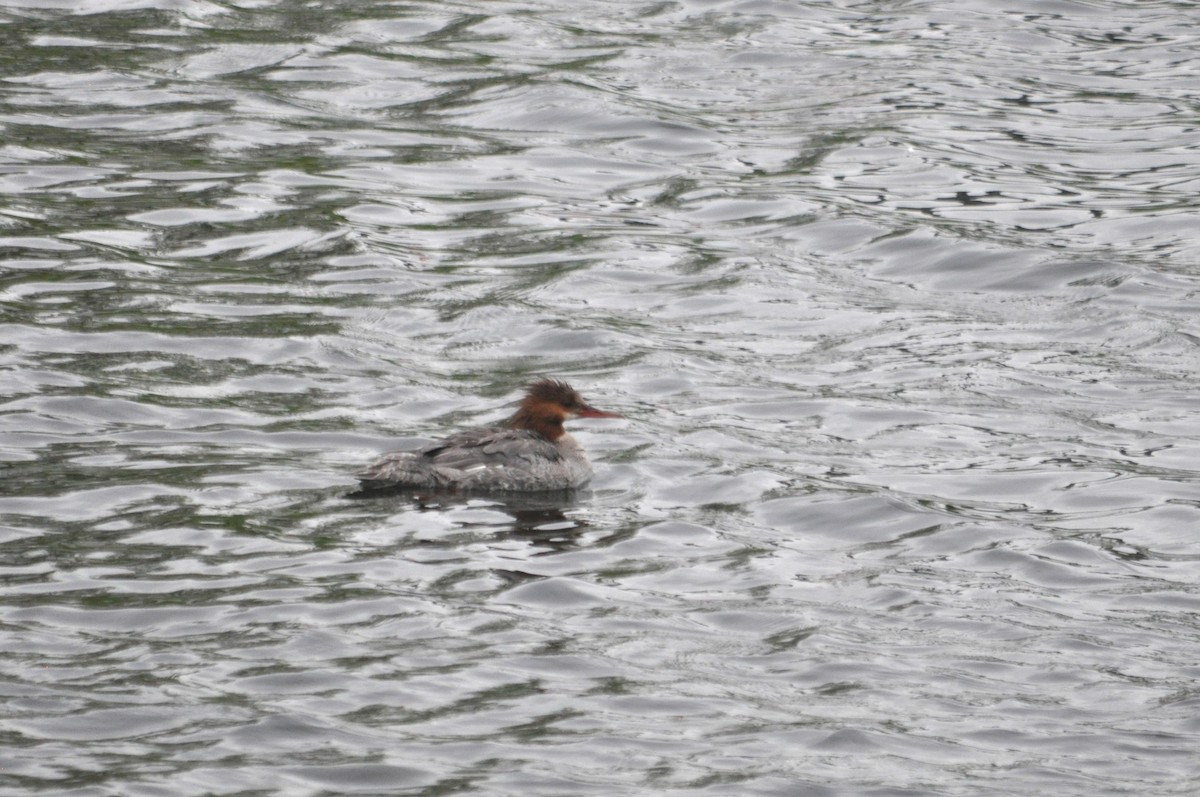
[508, 378, 620, 440]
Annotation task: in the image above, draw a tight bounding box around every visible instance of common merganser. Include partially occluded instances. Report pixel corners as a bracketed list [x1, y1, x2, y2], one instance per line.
[355, 379, 620, 493]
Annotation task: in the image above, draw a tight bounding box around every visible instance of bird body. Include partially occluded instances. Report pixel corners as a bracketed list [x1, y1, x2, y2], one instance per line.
[356, 379, 618, 493]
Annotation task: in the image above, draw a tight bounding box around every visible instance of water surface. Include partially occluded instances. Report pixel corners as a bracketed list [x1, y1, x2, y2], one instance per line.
[3, 1, 1200, 794]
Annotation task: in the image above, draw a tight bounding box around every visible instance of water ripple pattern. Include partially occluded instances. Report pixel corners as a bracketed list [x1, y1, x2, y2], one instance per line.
[2, 1, 1199, 794]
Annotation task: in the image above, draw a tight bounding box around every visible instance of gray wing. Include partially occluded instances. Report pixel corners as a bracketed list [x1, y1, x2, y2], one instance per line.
[421, 426, 563, 469]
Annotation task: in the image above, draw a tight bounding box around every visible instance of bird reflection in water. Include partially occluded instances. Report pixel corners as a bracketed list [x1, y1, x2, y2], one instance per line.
[347, 484, 593, 552]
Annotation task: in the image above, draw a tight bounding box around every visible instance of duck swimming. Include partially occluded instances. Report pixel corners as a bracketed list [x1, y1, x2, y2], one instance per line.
[355, 379, 620, 493]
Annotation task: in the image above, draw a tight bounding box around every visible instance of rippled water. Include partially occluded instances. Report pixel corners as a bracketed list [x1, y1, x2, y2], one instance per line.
[3, 0, 1200, 794]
